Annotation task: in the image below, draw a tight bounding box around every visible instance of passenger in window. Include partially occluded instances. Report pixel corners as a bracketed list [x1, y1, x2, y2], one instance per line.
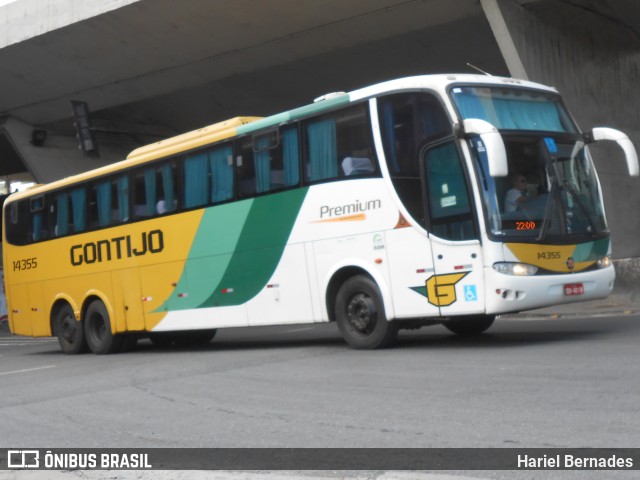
[156, 200, 167, 214]
[156, 198, 177, 214]
[342, 155, 374, 176]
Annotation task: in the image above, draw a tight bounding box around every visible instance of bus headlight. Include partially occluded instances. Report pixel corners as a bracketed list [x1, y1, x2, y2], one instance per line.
[493, 262, 538, 276]
[596, 255, 612, 269]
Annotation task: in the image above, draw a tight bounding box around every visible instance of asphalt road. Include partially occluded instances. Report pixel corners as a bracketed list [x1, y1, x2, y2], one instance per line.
[1, 313, 639, 479]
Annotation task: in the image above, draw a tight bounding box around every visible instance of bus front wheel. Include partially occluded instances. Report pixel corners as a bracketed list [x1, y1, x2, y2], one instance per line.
[444, 315, 495, 336]
[335, 275, 397, 349]
[53, 304, 88, 354]
[84, 300, 123, 354]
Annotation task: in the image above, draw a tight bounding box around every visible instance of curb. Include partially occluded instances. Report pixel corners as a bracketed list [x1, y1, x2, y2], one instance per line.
[499, 308, 640, 320]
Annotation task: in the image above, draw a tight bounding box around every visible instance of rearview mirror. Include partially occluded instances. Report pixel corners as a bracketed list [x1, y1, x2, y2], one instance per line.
[462, 118, 508, 177]
[592, 127, 639, 177]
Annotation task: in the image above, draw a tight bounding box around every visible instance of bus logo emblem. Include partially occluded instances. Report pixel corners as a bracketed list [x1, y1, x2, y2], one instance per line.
[410, 272, 469, 307]
[566, 257, 575, 270]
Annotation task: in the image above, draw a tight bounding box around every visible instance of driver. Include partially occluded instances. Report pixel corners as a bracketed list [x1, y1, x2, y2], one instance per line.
[504, 174, 530, 212]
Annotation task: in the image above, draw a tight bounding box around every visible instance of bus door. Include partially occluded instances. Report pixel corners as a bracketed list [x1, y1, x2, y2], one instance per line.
[422, 141, 485, 316]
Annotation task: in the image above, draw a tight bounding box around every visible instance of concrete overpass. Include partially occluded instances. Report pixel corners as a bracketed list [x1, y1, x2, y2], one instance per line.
[1, 0, 639, 269]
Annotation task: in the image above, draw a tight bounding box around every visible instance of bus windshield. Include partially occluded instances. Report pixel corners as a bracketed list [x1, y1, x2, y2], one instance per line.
[449, 86, 605, 242]
[471, 134, 607, 241]
[450, 85, 578, 133]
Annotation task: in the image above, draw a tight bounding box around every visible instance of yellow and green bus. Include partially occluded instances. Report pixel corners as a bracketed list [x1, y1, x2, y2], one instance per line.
[2, 74, 638, 353]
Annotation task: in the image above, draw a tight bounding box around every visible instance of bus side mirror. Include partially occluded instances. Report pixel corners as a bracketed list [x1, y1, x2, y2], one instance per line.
[462, 118, 508, 177]
[592, 127, 639, 177]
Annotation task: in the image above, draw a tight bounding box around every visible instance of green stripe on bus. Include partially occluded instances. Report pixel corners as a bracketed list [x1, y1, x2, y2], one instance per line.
[573, 238, 609, 261]
[155, 201, 252, 311]
[156, 188, 308, 312]
[236, 112, 291, 135]
[198, 187, 309, 307]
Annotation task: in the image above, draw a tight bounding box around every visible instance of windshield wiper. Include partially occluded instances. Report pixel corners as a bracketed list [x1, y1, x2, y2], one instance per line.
[561, 179, 607, 238]
[535, 176, 557, 241]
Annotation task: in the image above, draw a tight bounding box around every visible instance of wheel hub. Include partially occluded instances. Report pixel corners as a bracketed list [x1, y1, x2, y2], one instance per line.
[60, 315, 76, 343]
[346, 293, 377, 334]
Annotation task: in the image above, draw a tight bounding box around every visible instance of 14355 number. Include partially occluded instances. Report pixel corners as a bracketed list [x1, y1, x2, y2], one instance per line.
[13, 257, 38, 271]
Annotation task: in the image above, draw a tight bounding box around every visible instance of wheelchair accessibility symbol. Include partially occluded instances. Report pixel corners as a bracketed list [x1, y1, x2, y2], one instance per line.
[464, 285, 478, 302]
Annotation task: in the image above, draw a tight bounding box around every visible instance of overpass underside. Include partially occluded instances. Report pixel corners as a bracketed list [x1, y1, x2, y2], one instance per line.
[0, 0, 639, 261]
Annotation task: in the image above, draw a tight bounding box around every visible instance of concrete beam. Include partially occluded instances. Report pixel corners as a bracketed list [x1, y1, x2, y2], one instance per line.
[0, 0, 482, 125]
[480, 0, 528, 79]
[0, 0, 139, 48]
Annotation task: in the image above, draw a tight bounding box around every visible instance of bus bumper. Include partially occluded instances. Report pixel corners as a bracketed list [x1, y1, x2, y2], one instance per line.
[484, 264, 615, 315]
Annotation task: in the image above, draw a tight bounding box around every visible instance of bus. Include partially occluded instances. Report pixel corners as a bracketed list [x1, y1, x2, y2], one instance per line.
[2, 74, 638, 353]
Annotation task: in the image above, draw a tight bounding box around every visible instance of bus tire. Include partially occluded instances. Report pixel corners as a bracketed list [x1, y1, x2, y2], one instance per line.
[84, 300, 123, 354]
[444, 315, 495, 336]
[335, 275, 397, 349]
[53, 304, 88, 354]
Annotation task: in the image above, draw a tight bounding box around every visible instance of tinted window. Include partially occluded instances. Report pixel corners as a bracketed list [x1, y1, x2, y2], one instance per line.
[183, 144, 234, 208]
[237, 126, 301, 197]
[378, 92, 451, 227]
[304, 104, 377, 183]
[424, 142, 476, 241]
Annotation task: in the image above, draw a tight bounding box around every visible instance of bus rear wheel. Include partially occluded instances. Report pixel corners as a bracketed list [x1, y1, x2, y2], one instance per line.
[444, 315, 495, 336]
[335, 275, 397, 349]
[84, 300, 123, 354]
[54, 304, 87, 354]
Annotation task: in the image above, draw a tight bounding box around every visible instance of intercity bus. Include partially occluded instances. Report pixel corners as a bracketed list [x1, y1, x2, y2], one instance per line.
[2, 74, 638, 353]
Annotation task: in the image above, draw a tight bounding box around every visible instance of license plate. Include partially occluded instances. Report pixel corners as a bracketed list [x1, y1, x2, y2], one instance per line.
[564, 283, 584, 296]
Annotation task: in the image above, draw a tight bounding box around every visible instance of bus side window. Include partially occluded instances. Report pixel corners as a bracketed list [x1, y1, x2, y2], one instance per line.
[30, 195, 46, 241]
[305, 116, 337, 182]
[156, 164, 177, 214]
[253, 130, 276, 195]
[132, 163, 177, 218]
[239, 127, 300, 196]
[279, 125, 300, 187]
[304, 103, 377, 183]
[133, 170, 156, 218]
[183, 144, 233, 208]
[210, 144, 233, 203]
[6, 200, 30, 245]
[54, 189, 85, 235]
[237, 137, 257, 197]
[184, 150, 210, 208]
[54, 193, 70, 236]
[116, 176, 130, 220]
[70, 188, 87, 233]
[91, 176, 130, 227]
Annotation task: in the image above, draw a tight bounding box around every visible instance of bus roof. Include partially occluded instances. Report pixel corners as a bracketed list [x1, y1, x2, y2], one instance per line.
[126, 116, 263, 163]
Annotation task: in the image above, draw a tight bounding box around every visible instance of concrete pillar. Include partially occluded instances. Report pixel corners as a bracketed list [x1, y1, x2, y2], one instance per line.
[480, 0, 528, 80]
